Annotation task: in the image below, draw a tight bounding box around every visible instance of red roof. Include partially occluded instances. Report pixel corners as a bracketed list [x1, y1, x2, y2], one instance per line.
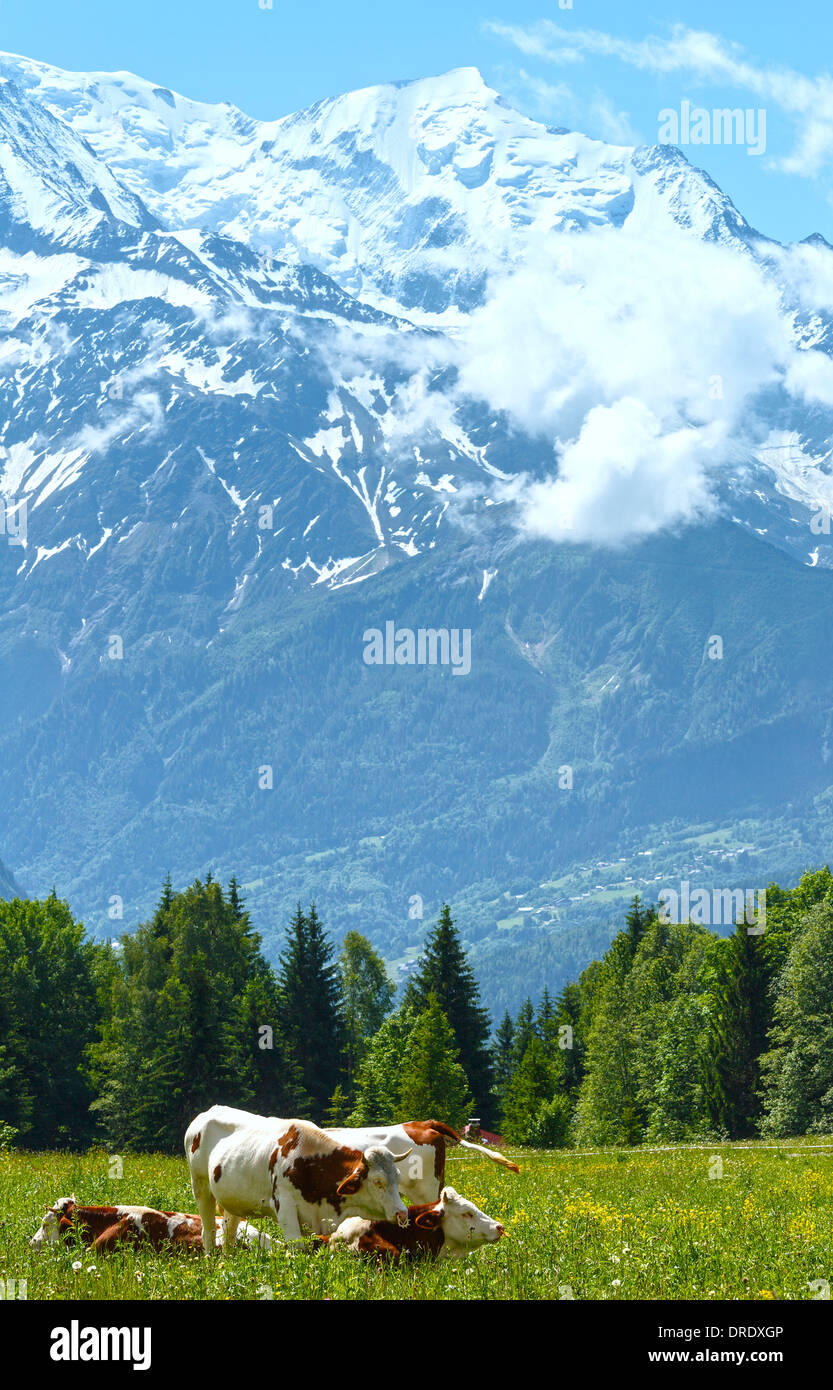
[463, 1125, 505, 1146]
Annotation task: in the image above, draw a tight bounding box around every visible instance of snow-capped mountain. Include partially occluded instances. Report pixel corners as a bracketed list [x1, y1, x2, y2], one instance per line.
[0, 67, 514, 612]
[0, 74, 156, 253]
[0, 53, 765, 317]
[3, 49, 833, 573]
[2, 52, 833, 1003]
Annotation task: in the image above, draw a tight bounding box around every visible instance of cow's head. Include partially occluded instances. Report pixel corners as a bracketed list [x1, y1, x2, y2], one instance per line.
[29, 1195, 77, 1247]
[416, 1186, 506, 1251]
[337, 1146, 410, 1226]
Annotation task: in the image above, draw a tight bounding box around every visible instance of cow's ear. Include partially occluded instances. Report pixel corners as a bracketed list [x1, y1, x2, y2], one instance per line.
[414, 1208, 442, 1231]
[337, 1163, 365, 1197]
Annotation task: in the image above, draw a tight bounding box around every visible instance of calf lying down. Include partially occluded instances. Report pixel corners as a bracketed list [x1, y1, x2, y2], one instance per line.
[322, 1187, 506, 1260]
[30, 1197, 274, 1253]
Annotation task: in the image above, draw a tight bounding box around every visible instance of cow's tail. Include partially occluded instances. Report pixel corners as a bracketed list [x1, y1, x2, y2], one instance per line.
[456, 1139, 520, 1173]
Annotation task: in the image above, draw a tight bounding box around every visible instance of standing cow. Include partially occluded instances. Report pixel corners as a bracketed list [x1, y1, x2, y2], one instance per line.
[185, 1106, 410, 1251]
[323, 1120, 520, 1204]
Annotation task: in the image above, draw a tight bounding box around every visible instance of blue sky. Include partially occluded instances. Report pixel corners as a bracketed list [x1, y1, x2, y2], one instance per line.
[0, 0, 830, 244]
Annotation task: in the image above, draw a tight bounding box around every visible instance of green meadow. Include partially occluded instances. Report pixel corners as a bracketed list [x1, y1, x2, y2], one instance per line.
[3, 1138, 832, 1301]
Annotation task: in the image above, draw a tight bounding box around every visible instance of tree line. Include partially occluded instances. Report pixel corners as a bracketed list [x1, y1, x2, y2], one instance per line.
[0, 877, 494, 1150]
[1, 867, 832, 1150]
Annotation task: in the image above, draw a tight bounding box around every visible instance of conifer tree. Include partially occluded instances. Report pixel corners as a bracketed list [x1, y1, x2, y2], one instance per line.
[403, 904, 493, 1123]
[553, 981, 585, 1098]
[511, 997, 536, 1066]
[325, 1083, 351, 1126]
[348, 1004, 419, 1125]
[536, 986, 556, 1040]
[227, 876, 245, 921]
[501, 1035, 557, 1145]
[491, 1010, 515, 1114]
[705, 922, 771, 1138]
[397, 993, 470, 1129]
[624, 896, 650, 961]
[277, 902, 344, 1116]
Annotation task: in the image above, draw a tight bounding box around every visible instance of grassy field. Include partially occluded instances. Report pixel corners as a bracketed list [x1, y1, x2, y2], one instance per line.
[2, 1138, 832, 1301]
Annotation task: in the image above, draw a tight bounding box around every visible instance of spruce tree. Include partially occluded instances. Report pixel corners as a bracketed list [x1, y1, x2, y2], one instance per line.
[324, 1083, 351, 1126]
[536, 986, 556, 1040]
[348, 1003, 419, 1125]
[511, 997, 535, 1066]
[491, 1010, 515, 1116]
[403, 904, 493, 1123]
[705, 922, 771, 1138]
[623, 896, 650, 963]
[553, 981, 585, 1098]
[277, 902, 344, 1117]
[397, 993, 470, 1129]
[501, 1036, 556, 1145]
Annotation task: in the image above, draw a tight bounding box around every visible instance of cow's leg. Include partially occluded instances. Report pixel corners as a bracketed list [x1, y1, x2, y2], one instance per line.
[273, 1191, 303, 1242]
[94, 1218, 133, 1253]
[221, 1211, 241, 1250]
[194, 1177, 218, 1254]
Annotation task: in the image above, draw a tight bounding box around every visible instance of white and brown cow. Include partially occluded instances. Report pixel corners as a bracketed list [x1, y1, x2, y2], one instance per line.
[323, 1186, 507, 1261]
[185, 1105, 410, 1251]
[323, 1120, 520, 1205]
[29, 1197, 274, 1253]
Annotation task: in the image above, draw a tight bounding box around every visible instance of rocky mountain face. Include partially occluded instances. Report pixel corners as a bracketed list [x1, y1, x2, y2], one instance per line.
[1, 54, 833, 1012]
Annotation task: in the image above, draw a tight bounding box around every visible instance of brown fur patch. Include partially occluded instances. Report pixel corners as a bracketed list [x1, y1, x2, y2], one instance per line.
[57, 1206, 120, 1242]
[93, 1210, 204, 1253]
[278, 1124, 300, 1158]
[285, 1146, 365, 1212]
[402, 1120, 461, 1184]
[191, 1132, 201, 1153]
[213, 1164, 222, 1184]
[53, 1205, 204, 1254]
[341, 1205, 446, 1261]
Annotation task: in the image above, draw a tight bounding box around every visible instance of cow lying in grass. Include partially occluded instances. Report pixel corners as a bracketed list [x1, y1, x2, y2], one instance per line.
[321, 1187, 507, 1260]
[29, 1197, 274, 1253]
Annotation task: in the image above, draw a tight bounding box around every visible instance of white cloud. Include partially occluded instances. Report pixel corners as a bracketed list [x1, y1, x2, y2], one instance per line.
[330, 221, 833, 545]
[509, 68, 641, 146]
[446, 225, 793, 541]
[514, 400, 723, 543]
[487, 21, 833, 180]
[77, 390, 164, 455]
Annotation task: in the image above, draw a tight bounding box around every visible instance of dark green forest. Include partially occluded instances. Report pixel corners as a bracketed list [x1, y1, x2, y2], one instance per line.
[1, 869, 832, 1152]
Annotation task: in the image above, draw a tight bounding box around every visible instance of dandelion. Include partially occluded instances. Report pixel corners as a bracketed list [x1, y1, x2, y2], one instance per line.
[72, 1261, 82, 1273]
[612, 1278, 621, 1287]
